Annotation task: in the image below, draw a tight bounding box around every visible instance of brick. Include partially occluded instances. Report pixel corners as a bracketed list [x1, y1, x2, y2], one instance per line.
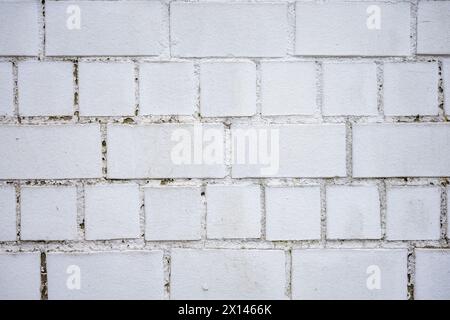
[46, 0, 164, 56]
[200, 62, 256, 117]
[171, 2, 287, 57]
[0, 186, 16, 241]
[20, 186, 77, 241]
[0, 0, 40, 56]
[0, 253, 41, 300]
[206, 185, 261, 239]
[415, 249, 450, 300]
[139, 62, 196, 116]
[265, 186, 321, 240]
[322, 62, 378, 116]
[171, 249, 286, 299]
[85, 184, 140, 240]
[107, 124, 226, 179]
[292, 249, 408, 300]
[261, 62, 316, 116]
[353, 124, 450, 177]
[295, 2, 411, 56]
[0, 62, 14, 116]
[383, 62, 439, 116]
[386, 186, 441, 240]
[144, 186, 202, 241]
[417, 1, 450, 55]
[0, 125, 102, 179]
[79, 62, 135, 117]
[18, 61, 74, 116]
[231, 124, 346, 178]
[47, 251, 164, 299]
[326, 186, 381, 240]
[444, 59, 450, 115]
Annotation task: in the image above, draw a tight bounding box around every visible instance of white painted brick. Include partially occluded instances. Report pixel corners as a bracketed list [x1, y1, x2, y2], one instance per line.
[353, 124, 450, 177]
[449, 187, 450, 239]
[46, 1, 164, 56]
[20, 186, 77, 241]
[145, 187, 202, 241]
[0, 125, 102, 179]
[444, 59, 450, 115]
[386, 186, 441, 240]
[417, 1, 450, 55]
[139, 62, 196, 116]
[326, 186, 381, 240]
[200, 62, 256, 117]
[383, 62, 439, 116]
[261, 62, 316, 116]
[415, 249, 450, 300]
[107, 124, 226, 179]
[0, 62, 14, 116]
[171, 3, 287, 57]
[295, 2, 411, 56]
[171, 249, 286, 299]
[322, 62, 378, 116]
[79, 62, 135, 117]
[47, 251, 164, 300]
[0, 0, 40, 56]
[85, 184, 140, 240]
[206, 185, 261, 239]
[292, 249, 408, 300]
[231, 124, 346, 178]
[0, 186, 16, 241]
[18, 61, 73, 116]
[265, 186, 321, 241]
[0, 253, 41, 300]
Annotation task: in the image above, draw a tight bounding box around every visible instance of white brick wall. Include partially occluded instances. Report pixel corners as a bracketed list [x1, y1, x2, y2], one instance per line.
[0, 0, 448, 301]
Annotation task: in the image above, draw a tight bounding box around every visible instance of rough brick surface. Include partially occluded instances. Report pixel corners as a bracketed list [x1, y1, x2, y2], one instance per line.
[46, 0, 164, 56]
[415, 250, 450, 300]
[265, 186, 321, 240]
[0, 186, 16, 241]
[0, 0, 40, 56]
[417, 1, 450, 54]
[18, 61, 74, 116]
[0, 125, 102, 179]
[79, 62, 135, 116]
[47, 251, 164, 300]
[0, 253, 41, 300]
[261, 62, 316, 116]
[322, 62, 378, 116]
[292, 249, 408, 300]
[353, 124, 450, 177]
[140, 62, 196, 116]
[0, 62, 13, 116]
[206, 185, 261, 239]
[386, 186, 441, 240]
[295, 2, 411, 56]
[144, 186, 202, 241]
[200, 62, 256, 117]
[171, 249, 286, 299]
[85, 184, 140, 240]
[383, 62, 439, 116]
[20, 186, 77, 241]
[326, 186, 381, 240]
[171, 3, 287, 57]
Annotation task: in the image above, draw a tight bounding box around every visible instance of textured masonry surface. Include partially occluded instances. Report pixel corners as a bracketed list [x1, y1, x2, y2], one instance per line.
[0, 0, 449, 300]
